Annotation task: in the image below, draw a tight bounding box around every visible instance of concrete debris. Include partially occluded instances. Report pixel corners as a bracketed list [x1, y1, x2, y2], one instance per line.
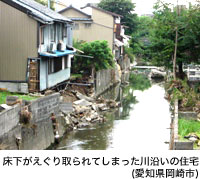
[106, 99, 119, 108]
[73, 99, 92, 106]
[6, 96, 20, 106]
[45, 90, 55, 96]
[74, 106, 91, 114]
[78, 122, 90, 128]
[56, 80, 119, 132]
[0, 104, 12, 112]
[75, 91, 94, 102]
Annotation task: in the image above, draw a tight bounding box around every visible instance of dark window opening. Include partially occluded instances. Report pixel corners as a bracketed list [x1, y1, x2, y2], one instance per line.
[51, 25, 56, 42]
[54, 57, 62, 72]
[41, 26, 45, 44]
[63, 24, 67, 39]
[48, 58, 63, 74]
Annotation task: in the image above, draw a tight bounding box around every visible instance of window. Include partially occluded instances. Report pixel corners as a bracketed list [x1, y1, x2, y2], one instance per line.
[62, 24, 67, 39]
[73, 23, 79, 30]
[48, 58, 63, 74]
[50, 25, 56, 42]
[41, 26, 45, 44]
[84, 23, 91, 28]
[48, 58, 54, 74]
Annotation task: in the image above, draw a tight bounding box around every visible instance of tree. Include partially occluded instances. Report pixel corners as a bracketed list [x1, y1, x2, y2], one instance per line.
[73, 40, 115, 73]
[130, 16, 153, 63]
[98, 0, 138, 35]
[34, 0, 55, 10]
[149, 1, 200, 78]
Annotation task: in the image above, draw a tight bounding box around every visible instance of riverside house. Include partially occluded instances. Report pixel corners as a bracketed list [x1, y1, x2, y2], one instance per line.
[0, 0, 75, 93]
[59, 4, 122, 55]
[59, 4, 131, 68]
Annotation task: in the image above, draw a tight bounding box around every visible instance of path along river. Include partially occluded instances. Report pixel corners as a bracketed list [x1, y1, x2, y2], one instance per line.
[55, 72, 171, 151]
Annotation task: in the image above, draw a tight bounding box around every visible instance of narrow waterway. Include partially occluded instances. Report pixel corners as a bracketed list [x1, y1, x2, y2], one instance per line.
[55, 72, 171, 150]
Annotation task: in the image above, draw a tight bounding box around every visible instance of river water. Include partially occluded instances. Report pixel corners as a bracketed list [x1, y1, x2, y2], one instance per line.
[55, 72, 171, 150]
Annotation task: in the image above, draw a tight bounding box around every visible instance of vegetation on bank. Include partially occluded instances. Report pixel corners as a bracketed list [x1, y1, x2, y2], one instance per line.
[0, 92, 37, 105]
[178, 118, 200, 149]
[165, 78, 200, 111]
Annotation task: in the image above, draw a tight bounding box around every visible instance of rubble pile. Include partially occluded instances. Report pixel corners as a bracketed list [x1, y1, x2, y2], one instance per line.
[60, 90, 120, 130]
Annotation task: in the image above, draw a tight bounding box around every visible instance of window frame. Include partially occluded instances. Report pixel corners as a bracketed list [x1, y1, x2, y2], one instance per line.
[41, 26, 45, 44]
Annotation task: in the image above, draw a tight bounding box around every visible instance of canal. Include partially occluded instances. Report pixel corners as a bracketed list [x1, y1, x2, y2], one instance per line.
[55, 72, 171, 150]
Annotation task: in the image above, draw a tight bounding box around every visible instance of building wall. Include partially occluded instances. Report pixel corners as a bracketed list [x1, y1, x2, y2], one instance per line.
[60, 8, 114, 50]
[92, 8, 114, 29]
[0, 1, 38, 81]
[61, 8, 87, 18]
[73, 22, 113, 50]
[55, 2, 67, 12]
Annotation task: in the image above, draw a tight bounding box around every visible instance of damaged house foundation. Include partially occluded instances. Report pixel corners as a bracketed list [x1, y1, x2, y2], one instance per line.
[0, 0, 75, 93]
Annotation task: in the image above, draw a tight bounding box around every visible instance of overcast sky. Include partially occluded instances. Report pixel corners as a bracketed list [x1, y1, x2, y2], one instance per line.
[57, 0, 198, 15]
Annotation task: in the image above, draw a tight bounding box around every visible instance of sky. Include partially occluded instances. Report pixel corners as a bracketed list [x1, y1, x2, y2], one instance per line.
[57, 0, 198, 15]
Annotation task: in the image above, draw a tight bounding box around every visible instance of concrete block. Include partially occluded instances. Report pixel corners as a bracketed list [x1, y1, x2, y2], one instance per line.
[178, 111, 197, 120]
[6, 96, 19, 105]
[174, 142, 193, 150]
[0, 82, 28, 93]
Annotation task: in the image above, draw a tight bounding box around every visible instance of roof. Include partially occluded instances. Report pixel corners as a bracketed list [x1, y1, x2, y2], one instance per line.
[81, 3, 122, 18]
[70, 17, 93, 21]
[59, 5, 91, 18]
[2, 0, 72, 24]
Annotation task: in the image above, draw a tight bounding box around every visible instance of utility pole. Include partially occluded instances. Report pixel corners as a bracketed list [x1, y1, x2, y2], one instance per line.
[173, 0, 179, 81]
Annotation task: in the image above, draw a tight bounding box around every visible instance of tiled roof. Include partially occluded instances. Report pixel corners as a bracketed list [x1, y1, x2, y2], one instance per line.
[59, 5, 91, 18]
[10, 0, 72, 23]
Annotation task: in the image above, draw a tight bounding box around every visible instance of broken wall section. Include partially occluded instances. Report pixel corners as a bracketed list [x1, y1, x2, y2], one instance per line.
[0, 93, 69, 150]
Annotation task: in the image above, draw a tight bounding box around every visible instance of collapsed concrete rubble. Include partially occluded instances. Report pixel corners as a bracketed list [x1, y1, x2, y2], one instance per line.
[60, 89, 120, 130]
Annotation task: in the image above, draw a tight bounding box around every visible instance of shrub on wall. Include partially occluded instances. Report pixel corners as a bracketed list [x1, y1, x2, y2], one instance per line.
[73, 40, 115, 74]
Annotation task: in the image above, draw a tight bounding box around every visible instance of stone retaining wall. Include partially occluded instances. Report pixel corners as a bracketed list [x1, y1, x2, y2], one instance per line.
[0, 93, 70, 150]
[0, 104, 20, 137]
[171, 100, 194, 150]
[95, 66, 121, 97]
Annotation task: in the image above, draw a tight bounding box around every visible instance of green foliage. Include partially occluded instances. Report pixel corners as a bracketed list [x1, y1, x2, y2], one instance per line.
[124, 46, 135, 63]
[151, 1, 200, 69]
[0, 92, 37, 104]
[178, 118, 200, 140]
[165, 78, 200, 109]
[98, 0, 138, 34]
[130, 16, 153, 62]
[34, 0, 55, 10]
[73, 40, 114, 73]
[130, 1, 200, 72]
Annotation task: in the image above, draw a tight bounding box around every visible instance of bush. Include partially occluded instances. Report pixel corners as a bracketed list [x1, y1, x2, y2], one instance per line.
[73, 40, 115, 73]
[165, 78, 200, 110]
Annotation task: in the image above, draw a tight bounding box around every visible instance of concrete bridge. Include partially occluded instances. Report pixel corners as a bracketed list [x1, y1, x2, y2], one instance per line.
[130, 64, 163, 70]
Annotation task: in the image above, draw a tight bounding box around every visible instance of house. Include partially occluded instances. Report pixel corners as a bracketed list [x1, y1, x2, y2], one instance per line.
[59, 4, 122, 54]
[54, 1, 67, 12]
[0, 0, 75, 93]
